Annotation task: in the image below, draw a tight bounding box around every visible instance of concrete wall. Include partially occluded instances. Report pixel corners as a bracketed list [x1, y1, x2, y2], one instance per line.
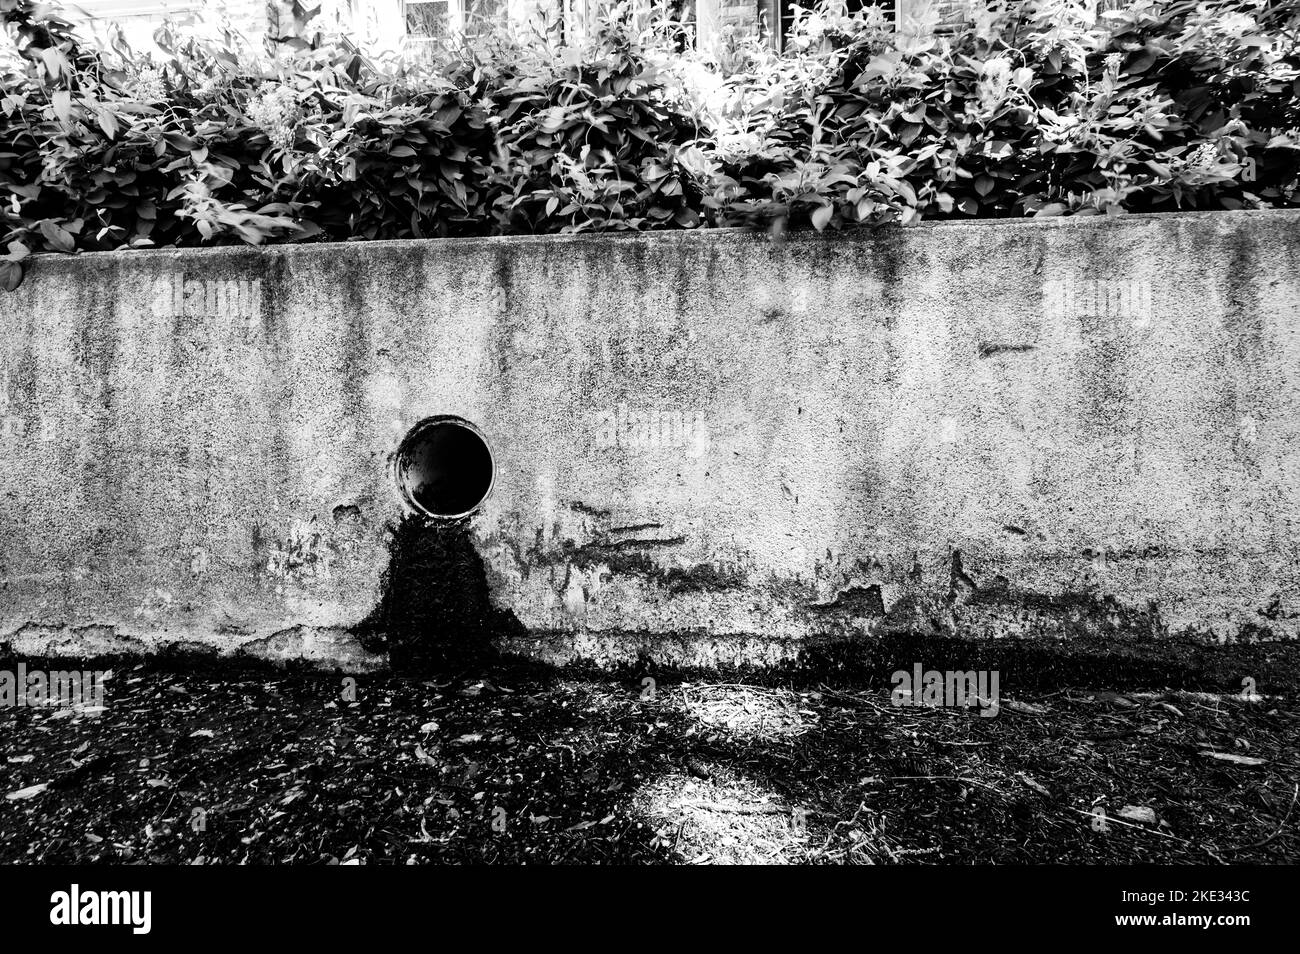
[1, 210, 1298, 667]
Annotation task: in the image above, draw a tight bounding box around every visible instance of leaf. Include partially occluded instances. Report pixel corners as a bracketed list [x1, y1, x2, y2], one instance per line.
[897, 122, 923, 146]
[810, 204, 833, 231]
[8, 182, 40, 201]
[0, 260, 23, 292]
[1126, 49, 1157, 75]
[40, 47, 69, 81]
[1093, 692, 1136, 707]
[1199, 752, 1266, 767]
[38, 220, 75, 254]
[1117, 805, 1157, 824]
[537, 106, 567, 134]
[163, 132, 197, 152]
[52, 90, 72, 124]
[6, 782, 48, 800]
[96, 108, 119, 140]
[1017, 773, 1050, 796]
[1002, 699, 1048, 715]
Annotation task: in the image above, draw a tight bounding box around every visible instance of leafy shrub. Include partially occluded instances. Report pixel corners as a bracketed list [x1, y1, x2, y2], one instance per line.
[0, 0, 1297, 289]
[704, 0, 1300, 228]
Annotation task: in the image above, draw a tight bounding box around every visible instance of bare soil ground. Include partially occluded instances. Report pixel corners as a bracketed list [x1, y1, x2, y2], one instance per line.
[1, 639, 1297, 865]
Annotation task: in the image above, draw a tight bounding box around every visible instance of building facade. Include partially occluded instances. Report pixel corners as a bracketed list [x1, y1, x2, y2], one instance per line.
[64, 0, 930, 56]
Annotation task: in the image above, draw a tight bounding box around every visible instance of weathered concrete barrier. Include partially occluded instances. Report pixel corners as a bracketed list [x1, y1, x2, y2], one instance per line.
[1, 211, 1298, 668]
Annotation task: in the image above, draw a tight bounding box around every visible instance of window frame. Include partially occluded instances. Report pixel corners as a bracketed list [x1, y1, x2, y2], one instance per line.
[769, 0, 904, 51]
[403, 0, 465, 41]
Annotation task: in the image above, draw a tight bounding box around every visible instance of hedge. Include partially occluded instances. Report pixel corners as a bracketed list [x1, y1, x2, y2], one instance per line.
[0, 0, 1297, 289]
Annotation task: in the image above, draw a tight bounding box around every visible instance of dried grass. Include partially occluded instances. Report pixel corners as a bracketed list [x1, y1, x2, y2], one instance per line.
[680, 684, 815, 741]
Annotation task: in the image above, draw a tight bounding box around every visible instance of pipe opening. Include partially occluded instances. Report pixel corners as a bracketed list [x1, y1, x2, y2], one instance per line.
[393, 416, 495, 519]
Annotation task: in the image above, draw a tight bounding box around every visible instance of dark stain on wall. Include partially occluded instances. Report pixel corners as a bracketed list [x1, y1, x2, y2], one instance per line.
[73, 264, 137, 569]
[249, 253, 294, 508]
[978, 342, 1037, 359]
[809, 584, 887, 616]
[355, 517, 524, 671]
[338, 255, 379, 479]
[539, 534, 750, 594]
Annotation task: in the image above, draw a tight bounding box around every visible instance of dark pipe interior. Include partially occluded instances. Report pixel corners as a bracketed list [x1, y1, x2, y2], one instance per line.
[397, 418, 494, 518]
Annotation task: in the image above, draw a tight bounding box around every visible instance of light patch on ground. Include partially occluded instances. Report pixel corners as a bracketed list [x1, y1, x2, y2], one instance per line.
[631, 766, 807, 864]
[680, 684, 816, 740]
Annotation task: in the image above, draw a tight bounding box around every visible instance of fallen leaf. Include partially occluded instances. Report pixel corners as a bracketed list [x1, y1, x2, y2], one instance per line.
[1117, 805, 1157, 825]
[6, 783, 48, 800]
[1003, 699, 1047, 715]
[1200, 752, 1266, 766]
[1018, 773, 1050, 796]
[1092, 692, 1136, 707]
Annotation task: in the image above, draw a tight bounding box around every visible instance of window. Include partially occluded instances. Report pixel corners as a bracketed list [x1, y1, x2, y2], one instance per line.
[555, 0, 665, 45]
[405, 0, 457, 39]
[404, 0, 508, 40]
[775, 0, 897, 49]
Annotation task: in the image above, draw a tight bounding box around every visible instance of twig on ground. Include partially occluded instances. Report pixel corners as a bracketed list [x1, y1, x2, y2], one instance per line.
[1222, 783, 1299, 853]
[672, 800, 785, 815]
